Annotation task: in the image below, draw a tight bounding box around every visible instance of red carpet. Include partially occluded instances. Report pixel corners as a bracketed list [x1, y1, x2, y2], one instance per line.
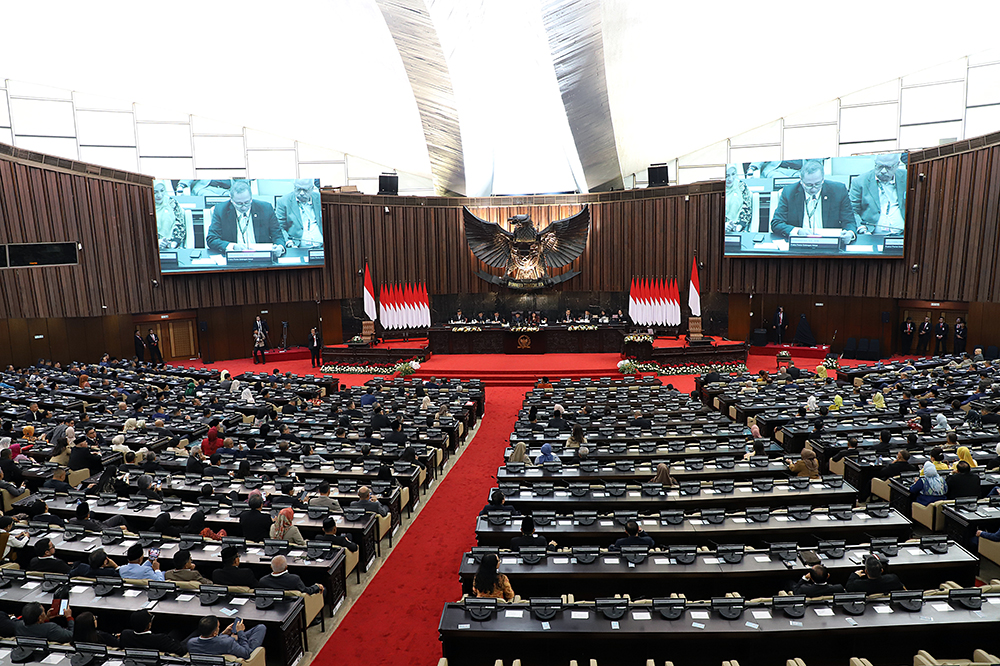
[651, 335, 742, 348]
[313, 386, 528, 666]
[412, 353, 624, 387]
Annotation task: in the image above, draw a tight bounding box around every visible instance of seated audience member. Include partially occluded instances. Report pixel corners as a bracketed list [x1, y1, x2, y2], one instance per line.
[14, 601, 74, 642]
[876, 450, 918, 480]
[85, 549, 121, 578]
[954, 446, 978, 470]
[120, 451, 142, 475]
[118, 544, 165, 581]
[68, 437, 104, 474]
[239, 493, 273, 542]
[270, 507, 307, 546]
[629, 410, 652, 429]
[258, 554, 324, 595]
[186, 446, 206, 475]
[611, 520, 655, 550]
[28, 538, 71, 573]
[316, 516, 359, 552]
[471, 553, 514, 601]
[845, 554, 905, 594]
[0, 466, 25, 498]
[309, 479, 344, 513]
[119, 608, 187, 654]
[547, 406, 570, 431]
[41, 467, 74, 492]
[141, 451, 165, 472]
[830, 437, 858, 464]
[927, 447, 949, 472]
[211, 546, 258, 587]
[787, 448, 820, 478]
[137, 474, 163, 501]
[0, 516, 29, 559]
[651, 462, 677, 486]
[71, 501, 129, 532]
[73, 611, 119, 647]
[947, 461, 980, 499]
[791, 564, 845, 597]
[349, 485, 389, 517]
[165, 548, 212, 584]
[508, 441, 532, 466]
[188, 616, 266, 659]
[479, 489, 520, 518]
[534, 443, 559, 465]
[510, 516, 556, 550]
[910, 461, 948, 505]
[565, 425, 587, 449]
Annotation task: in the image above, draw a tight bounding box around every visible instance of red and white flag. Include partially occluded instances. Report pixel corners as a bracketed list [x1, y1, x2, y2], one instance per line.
[420, 283, 431, 327]
[689, 256, 702, 317]
[363, 263, 377, 322]
[669, 277, 679, 326]
[628, 277, 638, 323]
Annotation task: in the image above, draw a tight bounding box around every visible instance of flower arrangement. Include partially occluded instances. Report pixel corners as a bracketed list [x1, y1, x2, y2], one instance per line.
[624, 333, 654, 344]
[510, 326, 540, 332]
[568, 325, 598, 331]
[823, 356, 840, 369]
[349, 335, 365, 344]
[397, 360, 421, 376]
[617, 360, 748, 376]
[320, 362, 398, 375]
[452, 326, 482, 333]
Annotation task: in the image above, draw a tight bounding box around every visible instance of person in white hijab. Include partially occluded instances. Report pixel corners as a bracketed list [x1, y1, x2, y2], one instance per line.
[241, 387, 254, 404]
[230, 379, 241, 394]
[154, 181, 187, 249]
[934, 413, 950, 431]
[806, 396, 818, 412]
[122, 418, 138, 433]
[63, 427, 76, 446]
[421, 396, 433, 410]
[0, 437, 10, 452]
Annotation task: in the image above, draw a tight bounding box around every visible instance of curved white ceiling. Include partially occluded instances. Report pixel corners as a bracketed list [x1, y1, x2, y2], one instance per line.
[2, 0, 1000, 194]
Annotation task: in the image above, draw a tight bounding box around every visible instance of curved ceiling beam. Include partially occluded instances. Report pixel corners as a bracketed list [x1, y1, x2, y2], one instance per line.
[376, 0, 466, 195]
[541, 0, 623, 192]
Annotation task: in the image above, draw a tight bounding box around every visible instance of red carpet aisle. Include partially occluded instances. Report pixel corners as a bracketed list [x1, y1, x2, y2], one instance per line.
[313, 386, 528, 666]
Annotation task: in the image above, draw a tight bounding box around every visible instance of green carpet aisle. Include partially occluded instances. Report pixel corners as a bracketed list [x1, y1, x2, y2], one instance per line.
[313, 386, 528, 666]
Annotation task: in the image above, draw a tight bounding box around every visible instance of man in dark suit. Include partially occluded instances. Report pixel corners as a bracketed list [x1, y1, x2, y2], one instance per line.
[316, 517, 357, 551]
[68, 438, 104, 474]
[211, 546, 259, 587]
[770, 160, 857, 240]
[849, 154, 907, 235]
[28, 539, 72, 573]
[145, 329, 163, 365]
[947, 461, 980, 499]
[239, 494, 273, 542]
[134, 330, 146, 362]
[206, 181, 285, 253]
[349, 486, 388, 516]
[276, 179, 323, 248]
[307, 327, 322, 368]
[610, 520, 655, 550]
[119, 609, 188, 655]
[510, 516, 556, 550]
[876, 450, 917, 480]
[934, 316, 948, 356]
[13, 602, 74, 643]
[791, 564, 845, 597]
[257, 555, 324, 595]
[900, 317, 915, 354]
[917, 316, 932, 354]
[773, 307, 788, 344]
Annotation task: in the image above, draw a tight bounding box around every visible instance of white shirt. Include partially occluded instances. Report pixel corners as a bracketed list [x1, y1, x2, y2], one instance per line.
[236, 208, 256, 247]
[874, 177, 904, 234]
[800, 192, 823, 232]
[298, 202, 323, 245]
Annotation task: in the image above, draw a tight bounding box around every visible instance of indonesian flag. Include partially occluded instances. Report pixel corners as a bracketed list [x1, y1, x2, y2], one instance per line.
[405, 283, 416, 329]
[657, 277, 666, 326]
[420, 283, 431, 327]
[380, 284, 392, 330]
[672, 277, 681, 325]
[669, 278, 678, 326]
[628, 277, 637, 323]
[639, 278, 649, 326]
[689, 256, 702, 317]
[363, 263, 377, 322]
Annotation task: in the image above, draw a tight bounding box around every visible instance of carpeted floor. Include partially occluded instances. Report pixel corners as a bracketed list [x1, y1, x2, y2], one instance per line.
[312, 386, 528, 666]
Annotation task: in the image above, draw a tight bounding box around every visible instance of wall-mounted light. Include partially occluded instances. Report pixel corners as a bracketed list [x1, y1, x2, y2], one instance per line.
[918, 173, 925, 182]
[911, 264, 919, 273]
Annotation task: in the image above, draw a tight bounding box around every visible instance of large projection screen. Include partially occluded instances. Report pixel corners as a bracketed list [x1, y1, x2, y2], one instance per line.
[723, 154, 908, 258]
[154, 178, 325, 274]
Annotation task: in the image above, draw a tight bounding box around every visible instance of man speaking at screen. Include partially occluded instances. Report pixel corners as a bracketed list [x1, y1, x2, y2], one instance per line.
[769, 160, 857, 242]
[850, 154, 906, 236]
[206, 180, 286, 254]
[277, 179, 323, 248]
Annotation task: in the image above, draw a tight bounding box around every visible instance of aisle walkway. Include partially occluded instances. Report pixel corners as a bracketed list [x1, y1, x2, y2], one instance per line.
[314, 386, 528, 666]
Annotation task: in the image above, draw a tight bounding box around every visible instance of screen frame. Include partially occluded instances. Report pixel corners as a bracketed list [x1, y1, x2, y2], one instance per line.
[154, 178, 326, 276]
[722, 154, 908, 260]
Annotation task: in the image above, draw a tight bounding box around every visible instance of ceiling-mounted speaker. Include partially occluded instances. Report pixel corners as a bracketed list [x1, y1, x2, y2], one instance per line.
[378, 173, 399, 196]
[648, 164, 669, 188]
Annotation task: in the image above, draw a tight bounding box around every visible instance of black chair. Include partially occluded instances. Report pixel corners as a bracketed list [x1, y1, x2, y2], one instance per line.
[987, 345, 999, 360]
[856, 339, 869, 360]
[842, 338, 857, 359]
[868, 338, 880, 361]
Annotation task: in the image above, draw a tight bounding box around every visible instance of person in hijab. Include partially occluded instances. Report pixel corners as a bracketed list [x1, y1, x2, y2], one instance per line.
[873, 392, 886, 410]
[744, 440, 767, 461]
[154, 181, 187, 249]
[151, 512, 181, 538]
[270, 507, 306, 546]
[420, 396, 433, 410]
[398, 446, 426, 470]
[241, 387, 255, 404]
[955, 446, 978, 470]
[934, 413, 950, 431]
[201, 427, 222, 457]
[229, 379, 241, 395]
[724, 165, 752, 232]
[21, 425, 36, 443]
[815, 365, 828, 379]
[375, 463, 398, 487]
[792, 314, 816, 347]
[534, 443, 559, 465]
[806, 396, 818, 412]
[749, 419, 762, 439]
[831, 395, 844, 411]
[910, 461, 948, 505]
[787, 448, 820, 478]
[508, 441, 532, 465]
[122, 418, 139, 433]
[651, 462, 677, 486]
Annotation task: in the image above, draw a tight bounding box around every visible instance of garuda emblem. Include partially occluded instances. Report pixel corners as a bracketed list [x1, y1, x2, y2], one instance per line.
[462, 206, 590, 291]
